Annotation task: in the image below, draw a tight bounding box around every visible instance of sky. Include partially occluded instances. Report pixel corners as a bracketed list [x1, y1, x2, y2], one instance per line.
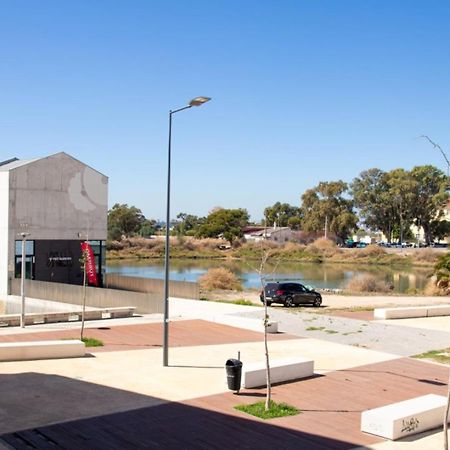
[1, 1, 449, 222]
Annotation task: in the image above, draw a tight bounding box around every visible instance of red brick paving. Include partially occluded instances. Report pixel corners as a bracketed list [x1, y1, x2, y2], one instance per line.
[0, 319, 299, 352]
[2, 357, 448, 449]
[323, 309, 374, 321]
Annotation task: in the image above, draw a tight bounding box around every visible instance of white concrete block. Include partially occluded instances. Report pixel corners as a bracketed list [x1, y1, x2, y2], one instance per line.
[426, 305, 450, 317]
[361, 394, 447, 440]
[243, 357, 314, 388]
[374, 307, 427, 320]
[0, 340, 85, 361]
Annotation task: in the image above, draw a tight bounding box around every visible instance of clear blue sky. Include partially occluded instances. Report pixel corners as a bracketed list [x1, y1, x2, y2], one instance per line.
[1, 1, 449, 222]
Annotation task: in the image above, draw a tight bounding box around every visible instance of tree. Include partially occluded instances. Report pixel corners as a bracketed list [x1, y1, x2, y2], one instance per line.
[174, 213, 204, 236]
[138, 219, 157, 238]
[351, 168, 396, 241]
[353, 165, 449, 244]
[263, 202, 302, 228]
[196, 208, 249, 245]
[107, 203, 145, 240]
[410, 165, 448, 244]
[300, 181, 357, 243]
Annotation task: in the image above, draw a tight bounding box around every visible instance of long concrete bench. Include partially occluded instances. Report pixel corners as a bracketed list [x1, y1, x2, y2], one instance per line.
[0, 306, 136, 327]
[361, 394, 447, 440]
[0, 340, 85, 362]
[374, 305, 450, 320]
[243, 357, 314, 388]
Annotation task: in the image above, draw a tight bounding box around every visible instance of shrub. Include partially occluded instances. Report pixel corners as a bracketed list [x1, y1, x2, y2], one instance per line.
[345, 274, 392, 293]
[312, 237, 336, 250]
[354, 245, 386, 258]
[198, 267, 243, 291]
[423, 277, 442, 296]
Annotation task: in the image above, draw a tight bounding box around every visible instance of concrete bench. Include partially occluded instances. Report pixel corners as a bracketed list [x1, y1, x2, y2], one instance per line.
[243, 357, 314, 388]
[374, 305, 450, 320]
[361, 394, 447, 440]
[0, 340, 85, 362]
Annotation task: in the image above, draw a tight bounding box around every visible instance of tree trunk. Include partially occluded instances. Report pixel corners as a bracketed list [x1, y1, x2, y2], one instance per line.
[80, 257, 87, 341]
[263, 289, 271, 411]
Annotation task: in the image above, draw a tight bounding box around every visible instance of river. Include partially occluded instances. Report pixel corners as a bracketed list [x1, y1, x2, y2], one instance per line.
[106, 259, 432, 293]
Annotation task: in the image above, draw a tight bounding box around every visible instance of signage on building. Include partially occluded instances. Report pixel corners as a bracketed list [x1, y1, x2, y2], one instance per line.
[47, 252, 73, 268]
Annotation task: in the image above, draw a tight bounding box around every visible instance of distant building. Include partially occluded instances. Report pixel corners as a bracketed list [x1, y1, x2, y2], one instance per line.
[0, 152, 108, 295]
[244, 226, 292, 243]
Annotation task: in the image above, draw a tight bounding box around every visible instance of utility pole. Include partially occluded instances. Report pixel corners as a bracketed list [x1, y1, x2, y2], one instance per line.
[19, 231, 30, 328]
[324, 216, 328, 239]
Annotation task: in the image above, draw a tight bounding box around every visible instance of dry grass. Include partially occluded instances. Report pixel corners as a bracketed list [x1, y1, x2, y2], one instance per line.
[312, 237, 336, 250]
[413, 248, 439, 263]
[351, 245, 387, 258]
[198, 267, 243, 291]
[345, 274, 393, 293]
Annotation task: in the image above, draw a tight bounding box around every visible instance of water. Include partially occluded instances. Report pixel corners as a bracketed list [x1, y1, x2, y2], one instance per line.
[106, 259, 432, 293]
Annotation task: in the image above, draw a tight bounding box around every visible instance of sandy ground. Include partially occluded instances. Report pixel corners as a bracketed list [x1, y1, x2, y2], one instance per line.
[204, 288, 450, 309]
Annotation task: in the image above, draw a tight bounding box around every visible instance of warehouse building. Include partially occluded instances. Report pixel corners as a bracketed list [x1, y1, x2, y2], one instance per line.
[0, 152, 108, 295]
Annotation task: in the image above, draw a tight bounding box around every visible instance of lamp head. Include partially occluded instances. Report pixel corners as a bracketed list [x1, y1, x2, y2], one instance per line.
[189, 96, 211, 107]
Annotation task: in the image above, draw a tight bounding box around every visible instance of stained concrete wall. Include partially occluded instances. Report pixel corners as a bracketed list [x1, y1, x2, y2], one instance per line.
[0, 172, 9, 295]
[105, 274, 199, 299]
[11, 279, 163, 314]
[2, 152, 108, 295]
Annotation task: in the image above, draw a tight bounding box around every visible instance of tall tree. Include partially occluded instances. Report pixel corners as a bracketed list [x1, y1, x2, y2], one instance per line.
[263, 202, 302, 228]
[174, 213, 204, 236]
[107, 203, 145, 240]
[410, 165, 448, 244]
[196, 208, 249, 245]
[300, 181, 357, 243]
[351, 168, 395, 241]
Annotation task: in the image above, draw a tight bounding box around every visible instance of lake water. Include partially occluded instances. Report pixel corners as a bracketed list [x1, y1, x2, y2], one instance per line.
[106, 259, 432, 293]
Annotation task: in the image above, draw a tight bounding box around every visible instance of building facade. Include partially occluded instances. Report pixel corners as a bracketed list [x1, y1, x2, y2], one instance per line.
[0, 152, 108, 295]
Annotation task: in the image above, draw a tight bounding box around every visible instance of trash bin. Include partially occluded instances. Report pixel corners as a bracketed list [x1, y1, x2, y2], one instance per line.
[225, 358, 242, 392]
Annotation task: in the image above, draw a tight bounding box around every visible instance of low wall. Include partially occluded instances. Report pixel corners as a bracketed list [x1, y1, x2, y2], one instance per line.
[10, 279, 163, 314]
[105, 274, 199, 300]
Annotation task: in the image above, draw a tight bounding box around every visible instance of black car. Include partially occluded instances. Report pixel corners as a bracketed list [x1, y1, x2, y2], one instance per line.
[260, 282, 322, 307]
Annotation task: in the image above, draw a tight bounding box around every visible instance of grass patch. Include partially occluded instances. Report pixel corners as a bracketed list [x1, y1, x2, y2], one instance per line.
[232, 299, 255, 306]
[324, 329, 338, 334]
[235, 401, 300, 420]
[82, 337, 104, 347]
[306, 326, 325, 331]
[412, 349, 450, 364]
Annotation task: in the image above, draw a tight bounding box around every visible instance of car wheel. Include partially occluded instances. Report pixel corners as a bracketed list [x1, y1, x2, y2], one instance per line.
[284, 296, 294, 307]
[313, 296, 322, 307]
[266, 301, 272, 306]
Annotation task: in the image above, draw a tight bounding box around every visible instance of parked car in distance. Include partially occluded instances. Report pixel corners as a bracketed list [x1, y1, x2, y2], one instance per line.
[260, 282, 322, 307]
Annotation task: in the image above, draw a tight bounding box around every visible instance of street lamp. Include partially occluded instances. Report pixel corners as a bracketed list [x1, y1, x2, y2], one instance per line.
[18, 231, 30, 328]
[163, 96, 211, 367]
[421, 135, 450, 177]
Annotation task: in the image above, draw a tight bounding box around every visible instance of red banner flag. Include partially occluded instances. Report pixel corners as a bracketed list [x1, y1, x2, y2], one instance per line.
[81, 242, 98, 286]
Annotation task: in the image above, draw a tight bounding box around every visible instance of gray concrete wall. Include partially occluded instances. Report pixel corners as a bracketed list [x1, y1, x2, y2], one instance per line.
[0, 172, 9, 295]
[105, 274, 199, 299]
[8, 152, 108, 241]
[10, 279, 163, 314]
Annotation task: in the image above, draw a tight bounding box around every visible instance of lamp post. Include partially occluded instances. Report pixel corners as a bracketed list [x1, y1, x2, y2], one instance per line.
[163, 96, 211, 367]
[421, 135, 450, 177]
[19, 231, 30, 328]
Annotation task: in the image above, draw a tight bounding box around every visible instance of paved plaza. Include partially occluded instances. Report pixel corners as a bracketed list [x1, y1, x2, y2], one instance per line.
[0, 297, 449, 449]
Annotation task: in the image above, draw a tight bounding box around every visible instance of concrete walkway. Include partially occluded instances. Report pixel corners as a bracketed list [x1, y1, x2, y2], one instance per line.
[0, 297, 449, 449]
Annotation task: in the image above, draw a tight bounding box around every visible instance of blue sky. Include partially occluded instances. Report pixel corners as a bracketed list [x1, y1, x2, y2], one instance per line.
[1, 1, 449, 221]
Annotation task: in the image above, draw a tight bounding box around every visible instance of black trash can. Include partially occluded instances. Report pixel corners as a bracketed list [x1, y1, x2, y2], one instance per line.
[225, 358, 243, 392]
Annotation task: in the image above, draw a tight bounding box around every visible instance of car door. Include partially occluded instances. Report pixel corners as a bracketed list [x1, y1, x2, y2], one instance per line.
[295, 284, 314, 304]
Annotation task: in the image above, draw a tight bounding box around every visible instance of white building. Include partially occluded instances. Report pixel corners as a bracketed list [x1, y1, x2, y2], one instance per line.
[0, 152, 108, 296]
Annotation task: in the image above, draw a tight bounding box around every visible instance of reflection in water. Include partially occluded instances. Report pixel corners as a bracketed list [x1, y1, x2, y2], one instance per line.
[107, 259, 432, 293]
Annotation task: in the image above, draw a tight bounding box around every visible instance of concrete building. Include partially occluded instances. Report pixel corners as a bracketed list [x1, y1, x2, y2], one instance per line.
[0, 152, 108, 296]
[244, 226, 293, 243]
